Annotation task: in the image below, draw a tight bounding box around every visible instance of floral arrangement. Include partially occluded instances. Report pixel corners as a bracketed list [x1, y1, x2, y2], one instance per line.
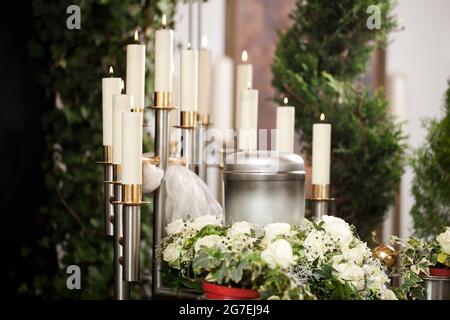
[159, 215, 397, 300]
[390, 227, 450, 300]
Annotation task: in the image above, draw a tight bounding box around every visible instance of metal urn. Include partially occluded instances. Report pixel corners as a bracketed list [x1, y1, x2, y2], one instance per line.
[421, 275, 450, 300]
[223, 151, 306, 226]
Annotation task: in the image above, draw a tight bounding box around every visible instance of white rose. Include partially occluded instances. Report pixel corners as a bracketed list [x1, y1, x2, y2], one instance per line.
[165, 219, 185, 235]
[264, 223, 291, 242]
[321, 215, 354, 248]
[437, 227, 450, 255]
[194, 235, 226, 252]
[341, 242, 369, 266]
[162, 243, 181, 266]
[190, 215, 222, 231]
[380, 288, 398, 300]
[332, 261, 365, 291]
[261, 239, 297, 269]
[228, 221, 253, 237]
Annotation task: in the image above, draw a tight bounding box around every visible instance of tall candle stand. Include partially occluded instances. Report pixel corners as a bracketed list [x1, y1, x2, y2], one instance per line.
[110, 164, 130, 299]
[149, 91, 174, 296]
[195, 113, 208, 181]
[98, 146, 114, 236]
[149, 94, 198, 299]
[121, 183, 146, 282]
[308, 184, 335, 219]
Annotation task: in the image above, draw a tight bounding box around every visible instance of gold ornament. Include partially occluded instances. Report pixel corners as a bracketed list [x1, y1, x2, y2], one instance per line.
[372, 244, 397, 268]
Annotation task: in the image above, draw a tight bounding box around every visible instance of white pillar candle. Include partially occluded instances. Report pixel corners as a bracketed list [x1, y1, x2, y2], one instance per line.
[198, 36, 212, 117]
[126, 31, 146, 108]
[235, 50, 253, 128]
[211, 56, 234, 132]
[312, 113, 331, 185]
[102, 66, 122, 146]
[155, 15, 174, 92]
[121, 112, 143, 185]
[276, 98, 295, 153]
[180, 45, 199, 111]
[112, 94, 133, 165]
[238, 88, 259, 151]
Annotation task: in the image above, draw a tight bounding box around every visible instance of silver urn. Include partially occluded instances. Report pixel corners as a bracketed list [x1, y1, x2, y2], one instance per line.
[223, 151, 306, 226]
[421, 276, 450, 300]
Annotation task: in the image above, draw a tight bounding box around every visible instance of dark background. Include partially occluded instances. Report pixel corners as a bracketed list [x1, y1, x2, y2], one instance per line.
[0, 1, 49, 297]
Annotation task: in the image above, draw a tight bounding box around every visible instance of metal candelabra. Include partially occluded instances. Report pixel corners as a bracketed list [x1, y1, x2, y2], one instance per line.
[308, 184, 335, 219]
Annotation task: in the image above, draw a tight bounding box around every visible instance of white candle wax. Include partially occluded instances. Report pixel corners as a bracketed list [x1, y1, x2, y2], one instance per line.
[126, 41, 146, 108]
[238, 89, 259, 151]
[276, 106, 295, 153]
[211, 56, 234, 131]
[312, 115, 331, 185]
[198, 48, 212, 116]
[235, 51, 253, 128]
[121, 112, 143, 185]
[112, 94, 133, 165]
[155, 27, 174, 92]
[180, 48, 199, 111]
[102, 77, 122, 146]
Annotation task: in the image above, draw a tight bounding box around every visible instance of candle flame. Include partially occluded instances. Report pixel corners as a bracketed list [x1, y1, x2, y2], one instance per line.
[201, 35, 208, 49]
[109, 66, 113, 75]
[320, 113, 325, 121]
[121, 80, 125, 92]
[241, 50, 248, 62]
[134, 30, 139, 42]
[187, 42, 192, 50]
[162, 14, 167, 28]
[247, 81, 251, 90]
[283, 97, 288, 105]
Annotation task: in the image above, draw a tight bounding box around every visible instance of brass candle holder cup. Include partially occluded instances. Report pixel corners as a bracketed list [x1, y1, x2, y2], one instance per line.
[308, 184, 336, 219]
[175, 111, 197, 172]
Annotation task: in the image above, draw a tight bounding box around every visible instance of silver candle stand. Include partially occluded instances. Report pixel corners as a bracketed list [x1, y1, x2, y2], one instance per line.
[308, 184, 336, 219]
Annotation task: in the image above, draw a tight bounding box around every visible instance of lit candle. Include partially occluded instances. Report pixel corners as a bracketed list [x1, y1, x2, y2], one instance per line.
[121, 112, 143, 185]
[276, 97, 295, 153]
[102, 66, 122, 146]
[198, 36, 212, 117]
[155, 15, 174, 93]
[112, 94, 133, 165]
[312, 113, 331, 185]
[126, 30, 146, 108]
[235, 50, 253, 128]
[180, 43, 199, 111]
[238, 85, 259, 151]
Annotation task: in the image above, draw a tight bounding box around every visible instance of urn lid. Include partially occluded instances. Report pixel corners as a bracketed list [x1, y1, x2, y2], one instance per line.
[224, 151, 304, 174]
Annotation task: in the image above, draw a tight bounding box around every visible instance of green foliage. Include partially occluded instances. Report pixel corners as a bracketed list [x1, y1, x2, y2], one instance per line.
[22, 0, 177, 299]
[272, 0, 405, 240]
[390, 235, 443, 300]
[410, 82, 450, 237]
